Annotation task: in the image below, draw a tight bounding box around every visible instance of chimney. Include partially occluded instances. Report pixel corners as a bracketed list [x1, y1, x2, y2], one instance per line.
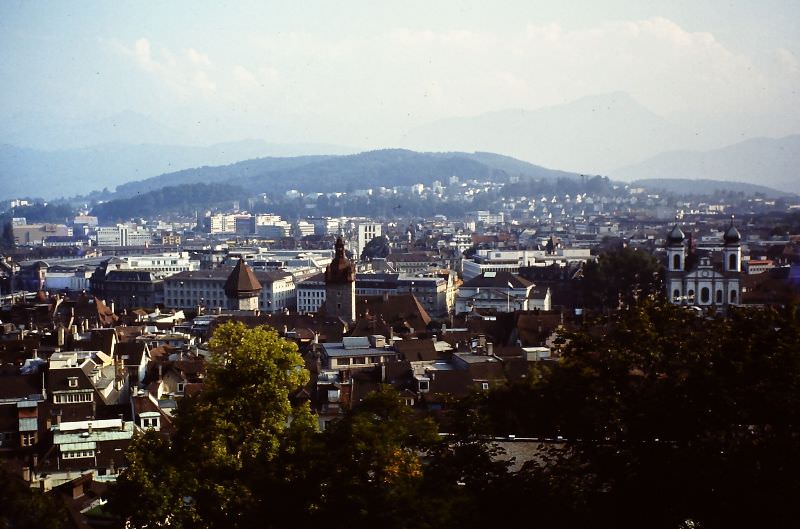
[56, 411, 62, 427]
[487, 343, 494, 356]
[381, 363, 386, 383]
[57, 326, 65, 346]
[313, 332, 319, 344]
[22, 466, 30, 482]
[32, 453, 38, 469]
[441, 323, 446, 334]
[87, 422, 93, 434]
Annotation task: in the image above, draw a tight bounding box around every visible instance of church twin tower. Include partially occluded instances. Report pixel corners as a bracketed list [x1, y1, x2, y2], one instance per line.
[666, 217, 742, 308]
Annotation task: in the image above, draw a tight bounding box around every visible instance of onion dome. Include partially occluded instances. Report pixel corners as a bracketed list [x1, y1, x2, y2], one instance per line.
[723, 222, 741, 245]
[666, 224, 685, 245]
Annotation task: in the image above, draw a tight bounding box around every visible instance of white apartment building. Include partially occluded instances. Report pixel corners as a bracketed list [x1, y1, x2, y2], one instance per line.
[95, 225, 152, 247]
[462, 248, 593, 280]
[120, 253, 199, 278]
[357, 222, 382, 260]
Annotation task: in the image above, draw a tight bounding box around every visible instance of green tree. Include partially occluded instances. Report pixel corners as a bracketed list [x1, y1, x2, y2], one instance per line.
[111, 322, 315, 528]
[315, 387, 438, 529]
[580, 246, 663, 311]
[360, 235, 391, 261]
[0, 464, 67, 529]
[482, 299, 800, 528]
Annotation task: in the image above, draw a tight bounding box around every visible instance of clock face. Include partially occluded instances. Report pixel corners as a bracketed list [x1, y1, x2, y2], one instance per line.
[701, 270, 710, 278]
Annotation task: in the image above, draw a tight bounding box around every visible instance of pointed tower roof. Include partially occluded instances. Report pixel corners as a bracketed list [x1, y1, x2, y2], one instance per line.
[325, 237, 355, 284]
[723, 215, 741, 245]
[224, 258, 262, 299]
[666, 224, 685, 246]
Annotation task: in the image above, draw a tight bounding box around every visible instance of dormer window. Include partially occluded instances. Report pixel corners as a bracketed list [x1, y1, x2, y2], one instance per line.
[68, 377, 78, 388]
[141, 416, 160, 430]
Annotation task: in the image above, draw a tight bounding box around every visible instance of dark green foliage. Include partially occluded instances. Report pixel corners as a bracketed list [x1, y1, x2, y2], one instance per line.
[483, 299, 800, 528]
[360, 235, 390, 260]
[0, 464, 67, 529]
[90, 183, 245, 222]
[109, 304, 800, 529]
[6, 202, 74, 224]
[580, 245, 663, 310]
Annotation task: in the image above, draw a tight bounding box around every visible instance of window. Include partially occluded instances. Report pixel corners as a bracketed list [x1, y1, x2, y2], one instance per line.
[353, 357, 366, 365]
[481, 382, 490, 390]
[177, 382, 185, 393]
[673, 254, 681, 270]
[21, 432, 36, 446]
[673, 289, 680, 301]
[687, 289, 695, 302]
[418, 380, 429, 391]
[716, 290, 723, 303]
[730, 290, 737, 303]
[68, 377, 78, 388]
[729, 254, 737, 270]
[63, 450, 94, 459]
[54, 392, 92, 404]
[701, 287, 710, 303]
[141, 417, 160, 429]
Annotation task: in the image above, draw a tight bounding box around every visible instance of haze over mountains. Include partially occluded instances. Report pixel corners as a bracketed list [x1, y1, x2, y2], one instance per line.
[614, 135, 800, 194]
[1, 92, 797, 200]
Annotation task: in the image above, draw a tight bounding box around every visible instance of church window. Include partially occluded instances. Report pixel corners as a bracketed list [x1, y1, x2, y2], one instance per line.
[673, 289, 680, 301]
[701, 287, 710, 303]
[729, 254, 737, 270]
[730, 290, 737, 303]
[716, 290, 723, 303]
[673, 254, 681, 270]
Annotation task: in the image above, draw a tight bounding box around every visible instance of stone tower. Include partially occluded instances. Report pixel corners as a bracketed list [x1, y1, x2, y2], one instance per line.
[224, 258, 262, 311]
[324, 237, 356, 322]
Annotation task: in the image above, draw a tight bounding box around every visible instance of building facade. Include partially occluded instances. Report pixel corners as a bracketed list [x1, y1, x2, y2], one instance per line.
[665, 221, 742, 309]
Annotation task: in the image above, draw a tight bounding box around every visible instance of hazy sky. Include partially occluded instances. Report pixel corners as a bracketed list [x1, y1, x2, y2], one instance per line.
[1, 0, 798, 147]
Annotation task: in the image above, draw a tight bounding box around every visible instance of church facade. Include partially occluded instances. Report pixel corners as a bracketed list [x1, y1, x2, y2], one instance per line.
[665, 220, 742, 310]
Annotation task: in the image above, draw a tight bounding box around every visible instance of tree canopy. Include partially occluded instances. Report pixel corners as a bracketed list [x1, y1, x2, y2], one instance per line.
[360, 235, 391, 260]
[580, 245, 663, 310]
[110, 304, 800, 529]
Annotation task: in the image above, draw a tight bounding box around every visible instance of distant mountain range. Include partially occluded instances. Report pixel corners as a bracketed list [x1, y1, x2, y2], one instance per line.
[613, 135, 800, 194]
[630, 178, 793, 198]
[400, 92, 688, 173]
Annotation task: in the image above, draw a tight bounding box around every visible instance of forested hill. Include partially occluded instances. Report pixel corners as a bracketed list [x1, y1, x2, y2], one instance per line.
[91, 183, 245, 222]
[112, 149, 584, 199]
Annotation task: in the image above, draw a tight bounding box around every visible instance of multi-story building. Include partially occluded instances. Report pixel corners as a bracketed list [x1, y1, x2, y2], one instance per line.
[357, 222, 382, 261]
[297, 271, 452, 317]
[462, 248, 592, 280]
[95, 225, 152, 247]
[163, 267, 295, 312]
[455, 271, 550, 314]
[119, 253, 199, 278]
[12, 223, 71, 245]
